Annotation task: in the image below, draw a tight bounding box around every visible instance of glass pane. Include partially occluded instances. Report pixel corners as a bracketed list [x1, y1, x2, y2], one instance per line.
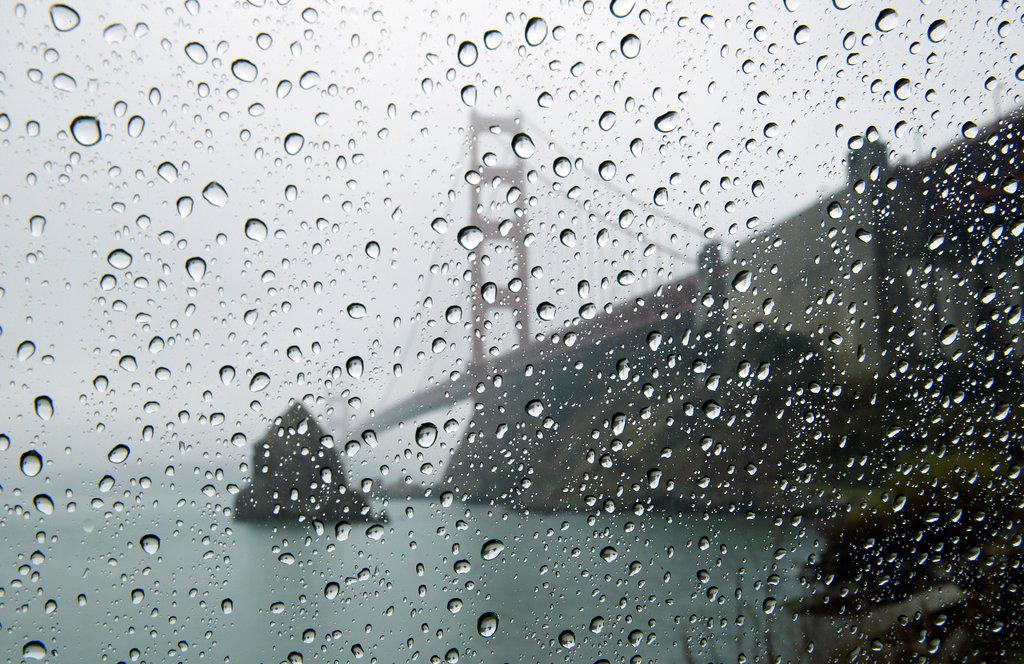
[2, 1, 1021, 661]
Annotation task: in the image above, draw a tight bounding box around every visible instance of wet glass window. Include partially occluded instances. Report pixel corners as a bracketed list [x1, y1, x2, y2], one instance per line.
[2, 1, 1023, 662]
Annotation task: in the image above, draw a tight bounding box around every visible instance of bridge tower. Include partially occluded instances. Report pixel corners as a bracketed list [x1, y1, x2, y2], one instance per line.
[467, 112, 531, 365]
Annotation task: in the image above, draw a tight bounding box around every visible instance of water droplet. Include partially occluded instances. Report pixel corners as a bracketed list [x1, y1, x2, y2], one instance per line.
[231, 59, 258, 82]
[221, 598, 233, 614]
[598, 160, 616, 180]
[34, 396, 54, 421]
[346, 356, 364, 378]
[17, 340, 36, 361]
[457, 226, 484, 250]
[249, 372, 271, 392]
[654, 111, 678, 132]
[335, 521, 351, 541]
[511, 132, 535, 159]
[827, 201, 843, 218]
[219, 365, 235, 385]
[202, 181, 228, 206]
[940, 324, 958, 346]
[49, 4, 79, 31]
[731, 270, 752, 293]
[20, 451, 43, 477]
[284, 132, 304, 155]
[185, 257, 207, 282]
[457, 41, 478, 66]
[365, 241, 380, 258]
[157, 161, 178, 182]
[140, 534, 160, 554]
[610, 0, 634, 17]
[893, 77, 911, 100]
[347, 303, 366, 319]
[600, 546, 618, 561]
[477, 612, 499, 637]
[524, 17, 548, 46]
[366, 524, 384, 540]
[875, 8, 898, 32]
[558, 630, 577, 649]
[245, 218, 268, 241]
[108, 444, 130, 463]
[23, 640, 46, 660]
[107, 248, 132, 270]
[927, 19, 947, 43]
[415, 422, 438, 449]
[70, 116, 101, 146]
[617, 270, 635, 286]
[481, 539, 504, 560]
[184, 41, 208, 64]
[526, 400, 544, 417]
[537, 301, 556, 321]
[620, 33, 641, 58]
[34, 494, 54, 515]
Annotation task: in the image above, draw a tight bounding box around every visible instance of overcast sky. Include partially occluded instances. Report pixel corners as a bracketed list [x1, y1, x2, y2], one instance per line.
[2, 0, 1022, 484]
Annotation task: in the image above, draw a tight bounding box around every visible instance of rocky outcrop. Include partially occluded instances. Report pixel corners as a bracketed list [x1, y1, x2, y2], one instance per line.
[234, 401, 377, 522]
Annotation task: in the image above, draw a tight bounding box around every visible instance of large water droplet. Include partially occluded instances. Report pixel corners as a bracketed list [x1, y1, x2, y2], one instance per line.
[244, 218, 268, 242]
[457, 226, 484, 250]
[20, 450, 43, 477]
[477, 612, 499, 637]
[524, 17, 548, 46]
[731, 270, 752, 293]
[34, 494, 54, 515]
[654, 111, 678, 132]
[457, 41, 478, 66]
[49, 4, 79, 31]
[70, 116, 101, 146]
[107, 248, 132, 270]
[184, 41, 208, 64]
[346, 356, 364, 379]
[927, 19, 947, 43]
[140, 533, 160, 554]
[202, 181, 228, 206]
[108, 443, 130, 463]
[249, 372, 271, 392]
[415, 422, 438, 449]
[481, 539, 504, 560]
[511, 132, 535, 158]
[875, 8, 898, 32]
[537, 301, 556, 321]
[231, 59, 258, 82]
[22, 640, 46, 660]
[34, 396, 54, 421]
[283, 132, 304, 155]
[185, 256, 207, 282]
[620, 33, 641, 58]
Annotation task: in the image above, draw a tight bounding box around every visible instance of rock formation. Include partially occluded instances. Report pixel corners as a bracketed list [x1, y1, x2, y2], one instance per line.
[234, 401, 376, 522]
